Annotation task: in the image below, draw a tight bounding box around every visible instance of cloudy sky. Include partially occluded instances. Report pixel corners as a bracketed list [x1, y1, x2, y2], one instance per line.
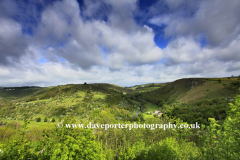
[0, 0, 240, 87]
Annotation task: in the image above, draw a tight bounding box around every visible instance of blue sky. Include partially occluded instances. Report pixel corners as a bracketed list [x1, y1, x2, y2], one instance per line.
[0, 0, 240, 87]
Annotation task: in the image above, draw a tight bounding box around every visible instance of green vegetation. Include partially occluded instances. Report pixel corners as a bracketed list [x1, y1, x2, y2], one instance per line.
[0, 78, 239, 159]
[164, 98, 230, 126]
[36, 117, 41, 122]
[129, 83, 163, 93]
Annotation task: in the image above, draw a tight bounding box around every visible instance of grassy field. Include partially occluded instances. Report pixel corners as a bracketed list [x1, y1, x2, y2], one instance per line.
[130, 101, 160, 118]
[136, 77, 240, 104]
[129, 83, 164, 93]
[142, 102, 160, 118]
[0, 118, 56, 130]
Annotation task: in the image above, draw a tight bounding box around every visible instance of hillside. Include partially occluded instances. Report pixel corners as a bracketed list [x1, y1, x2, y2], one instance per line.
[0, 83, 132, 101]
[1, 77, 239, 126]
[0, 86, 43, 100]
[128, 77, 240, 105]
[1, 77, 239, 105]
[0, 77, 240, 159]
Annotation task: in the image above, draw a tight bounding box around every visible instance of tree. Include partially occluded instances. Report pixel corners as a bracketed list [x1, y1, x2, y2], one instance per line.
[137, 113, 144, 122]
[198, 94, 240, 159]
[36, 117, 41, 122]
[84, 89, 93, 101]
[38, 115, 104, 159]
[140, 101, 147, 112]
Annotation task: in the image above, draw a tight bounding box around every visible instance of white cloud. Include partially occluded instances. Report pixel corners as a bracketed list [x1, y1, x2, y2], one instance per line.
[165, 0, 186, 9]
[33, 0, 163, 70]
[163, 35, 240, 65]
[164, 0, 240, 47]
[149, 15, 172, 26]
[1, 0, 240, 87]
[0, 18, 28, 65]
[163, 37, 202, 64]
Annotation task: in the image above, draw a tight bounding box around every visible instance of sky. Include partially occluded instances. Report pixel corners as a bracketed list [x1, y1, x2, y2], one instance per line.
[0, 0, 240, 87]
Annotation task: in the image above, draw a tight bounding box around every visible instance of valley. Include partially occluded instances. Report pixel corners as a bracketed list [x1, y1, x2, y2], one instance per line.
[0, 77, 240, 159]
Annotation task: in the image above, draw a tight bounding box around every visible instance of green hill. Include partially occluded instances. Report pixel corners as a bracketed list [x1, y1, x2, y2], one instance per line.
[128, 77, 240, 105]
[0, 77, 240, 159]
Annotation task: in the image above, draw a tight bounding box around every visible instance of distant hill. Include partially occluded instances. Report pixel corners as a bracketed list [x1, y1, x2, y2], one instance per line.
[0, 77, 239, 104]
[128, 77, 240, 105]
[0, 86, 43, 100]
[0, 83, 132, 101]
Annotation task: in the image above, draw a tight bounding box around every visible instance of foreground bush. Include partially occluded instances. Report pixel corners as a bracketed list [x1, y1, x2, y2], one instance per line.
[0, 115, 104, 160]
[198, 94, 240, 159]
[133, 137, 199, 160]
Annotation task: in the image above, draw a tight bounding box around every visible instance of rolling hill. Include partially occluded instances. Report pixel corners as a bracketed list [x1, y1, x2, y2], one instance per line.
[128, 77, 240, 105]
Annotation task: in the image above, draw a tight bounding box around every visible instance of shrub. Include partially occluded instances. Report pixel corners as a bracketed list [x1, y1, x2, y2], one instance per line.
[135, 137, 200, 159]
[12, 121, 21, 129]
[52, 118, 55, 122]
[36, 115, 103, 159]
[138, 113, 145, 121]
[36, 117, 41, 122]
[55, 106, 67, 116]
[44, 118, 47, 122]
[0, 126, 15, 141]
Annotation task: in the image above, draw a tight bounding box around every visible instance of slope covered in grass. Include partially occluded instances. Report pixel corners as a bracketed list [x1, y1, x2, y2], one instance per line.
[128, 77, 240, 105]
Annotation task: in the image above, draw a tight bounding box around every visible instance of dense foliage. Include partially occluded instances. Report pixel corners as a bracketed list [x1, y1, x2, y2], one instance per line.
[164, 98, 230, 126]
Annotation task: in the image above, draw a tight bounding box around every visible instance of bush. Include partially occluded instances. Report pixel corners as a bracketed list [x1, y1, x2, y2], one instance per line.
[36, 117, 41, 122]
[0, 125, 16, 141]
[138, 113, 145, 121]
[44, 118, 47, 122]
[135, 137, 200, 159]
[55, 106, 67, 116]
[36, 115, 103, 159]
[52, 118, 55, 122]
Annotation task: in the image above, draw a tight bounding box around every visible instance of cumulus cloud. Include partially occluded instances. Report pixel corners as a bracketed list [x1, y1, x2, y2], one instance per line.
[0, 18, 28, 65]
[163, 35, 240, 66]
[148, 15, 172, 27]
[227, 62, 240, 72]
[0, 0, 240, 87]
[164, 0, 240, 47]
[33, 0, 163, 69]
[163, 37, 202, 65]
[0, 0, 18, 18]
